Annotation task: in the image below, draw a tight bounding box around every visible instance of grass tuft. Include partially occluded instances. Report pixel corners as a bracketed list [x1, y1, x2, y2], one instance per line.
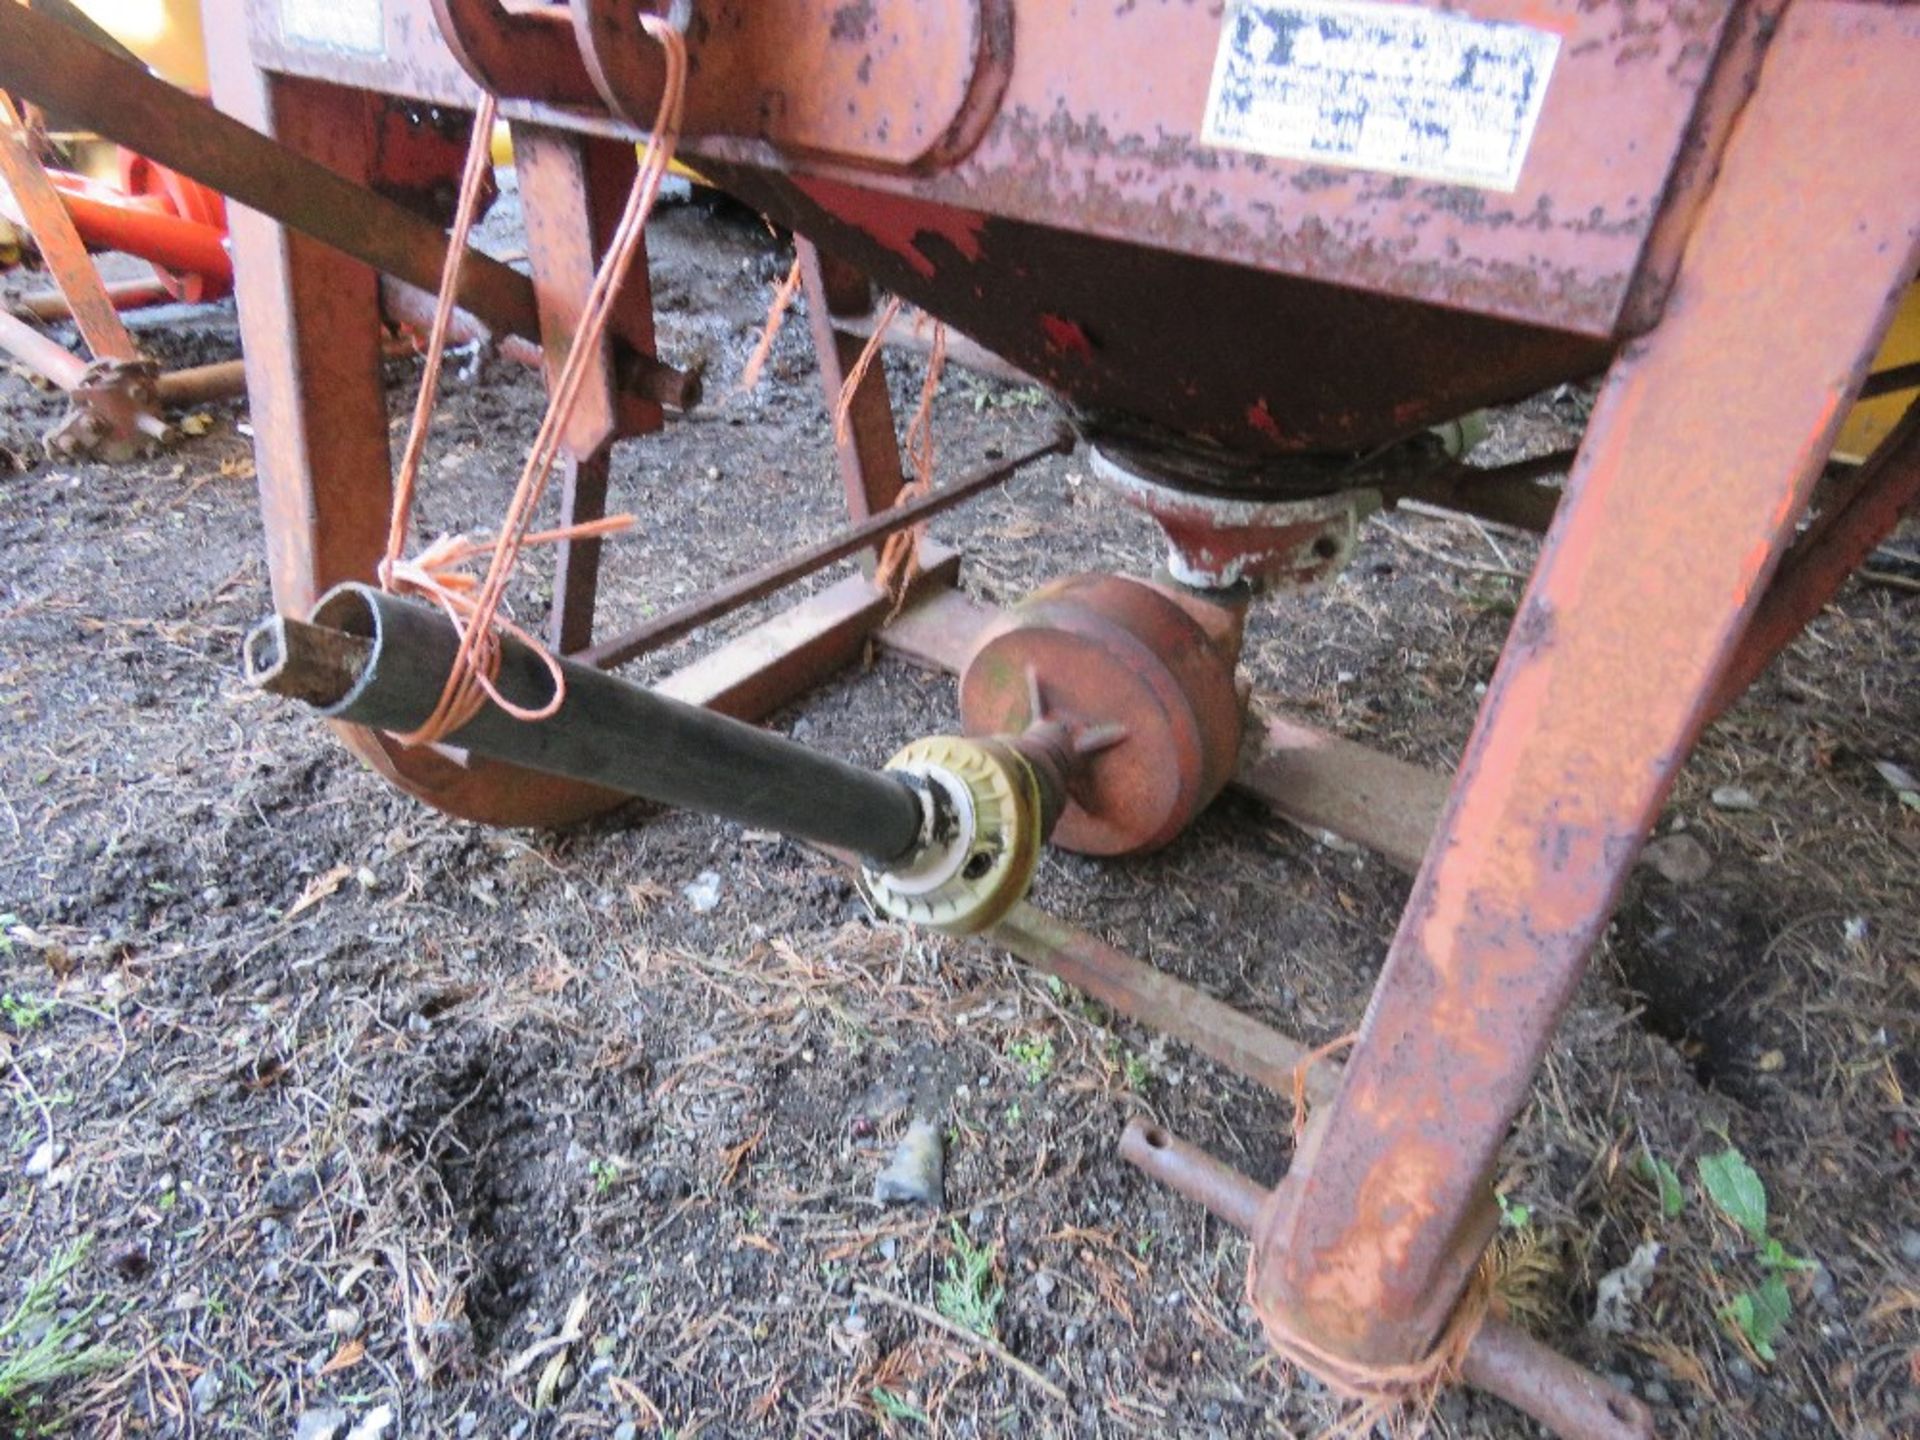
[934, 1223, 1003, 1338]
[0, 1237, 126, 1417]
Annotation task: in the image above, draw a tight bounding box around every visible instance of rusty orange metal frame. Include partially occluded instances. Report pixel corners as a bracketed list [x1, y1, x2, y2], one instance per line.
[5, 1, 1912, 1435]
[0, 91, 138, 364]
[1248, 0, 1920, 1368]
[195, 0, 1920, 1427]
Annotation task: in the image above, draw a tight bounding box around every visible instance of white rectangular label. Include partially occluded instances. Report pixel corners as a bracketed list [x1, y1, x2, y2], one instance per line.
[280, 0, 384, 55]
[1202, 0, 1560, 192]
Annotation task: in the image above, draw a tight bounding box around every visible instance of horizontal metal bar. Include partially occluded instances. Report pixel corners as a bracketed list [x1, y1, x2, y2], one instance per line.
[0, 309, 88, 390]
[1118, 1119, 1265, 1234]
[1234, 706, 1448, 876]
[1859, 360, 1920, 401]
[378, 276, 546, 372]
[10, 276, 175, 322]
[990, 901, 1341, 1106]
[245, 584, 927, 863]
[1384, 449, 1572, 533]
[655, 547, 961, 718]
[155, 359, 247, 407]
[580, 429, 1071, 669]
[1116, 1118, 1654, 1440]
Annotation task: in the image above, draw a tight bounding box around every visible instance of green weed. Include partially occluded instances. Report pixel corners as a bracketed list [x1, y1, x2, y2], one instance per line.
[0, 994, 50, 1031]
[1696, 1145, 1811, 1363]
[1635, 1149, 1687, 1218]
[1495, 1192, 1532, 1231]
[0, 1238, 126, 1415]
[1007, 1035, 1054, 1086]
[870, 1386, 930, 1427]
[935, 1223, 1002, 1338]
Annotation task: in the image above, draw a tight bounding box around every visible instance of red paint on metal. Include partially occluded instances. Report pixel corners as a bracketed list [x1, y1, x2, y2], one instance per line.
[1121, 1122, 1655, 1440]
[1713, 404, 1920, 720]
[792, 175, 985, 278]
[45, 171, 233, 298]
[1245, 400, 1284, 444]
[1039, 313, 1093, 360]
[797, 238, 908, 530]
[572, 0, 1011, 173]
[711, 0, 1741, 335]
[0, 92, 138, 363]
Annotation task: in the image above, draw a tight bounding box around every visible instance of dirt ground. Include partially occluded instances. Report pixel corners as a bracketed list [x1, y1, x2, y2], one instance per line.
[1, 191, 1916, 1440]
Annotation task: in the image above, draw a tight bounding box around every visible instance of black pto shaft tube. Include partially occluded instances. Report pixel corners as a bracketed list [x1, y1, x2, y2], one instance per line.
[244, 583, 927, 864]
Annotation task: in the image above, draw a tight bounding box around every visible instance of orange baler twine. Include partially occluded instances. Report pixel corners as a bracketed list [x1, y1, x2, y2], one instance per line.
[377, 17, 688, 747]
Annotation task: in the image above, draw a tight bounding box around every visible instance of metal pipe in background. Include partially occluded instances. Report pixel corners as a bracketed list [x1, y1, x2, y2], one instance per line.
[1116, 1118, 1656, 1440]
[0, 307, 89, 390]
[379, 277, 547, 373]
[245, 583, 927, 863]
[155, 359, 248, 407]
[0, 0, 691, 406]
[10, 277, 177, 322]
[581, 431, 1072, 669]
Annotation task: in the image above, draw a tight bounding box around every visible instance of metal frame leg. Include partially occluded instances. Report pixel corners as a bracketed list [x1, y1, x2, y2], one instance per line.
[0, 90, 137, 363]
[797, 237, 907, 543]
[1711, 402, 1920, 719]
[206, 0, 618, 826]
[512, 123, 662, 656]
[1249, 0, 1920, 1369]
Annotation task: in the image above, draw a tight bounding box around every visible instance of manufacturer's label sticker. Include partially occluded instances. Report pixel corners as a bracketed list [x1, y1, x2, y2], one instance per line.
[1202, 0, 1560, 192]
[280, 0, 384, 55]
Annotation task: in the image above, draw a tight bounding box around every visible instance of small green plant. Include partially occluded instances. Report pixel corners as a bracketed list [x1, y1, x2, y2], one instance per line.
[1122, 1051, 1151, 1091]
[1697, 1145, 1811, 1363]
[1002, 1101, 1022, 1129]
[0, 994, 50, 1031]
[1495, 1191, 1532, 1231]
[1758, 1237, 1815, 1274]
[0, 1237, 126, 1415]
[1698, 1148, 1767, 1240]
[1720, 1272, 1793, 1364]
[1635, 1149, 1687, 1219]
[935, 1223, 1003, 1338]
[587, 1157, 620, 1196]
[870, 1386, 930, 1427]
[1007, 1035, 1054, 1086]
[967, 382, 1047, 415]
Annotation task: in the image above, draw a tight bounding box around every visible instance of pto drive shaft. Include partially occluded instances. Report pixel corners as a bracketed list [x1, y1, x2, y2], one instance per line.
[244, 584, 1057, 932]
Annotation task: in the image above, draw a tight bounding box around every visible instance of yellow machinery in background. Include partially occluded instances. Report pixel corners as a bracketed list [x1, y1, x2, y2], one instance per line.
[1837, 286, 1920, 463]
[69, 0, 208, 90]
